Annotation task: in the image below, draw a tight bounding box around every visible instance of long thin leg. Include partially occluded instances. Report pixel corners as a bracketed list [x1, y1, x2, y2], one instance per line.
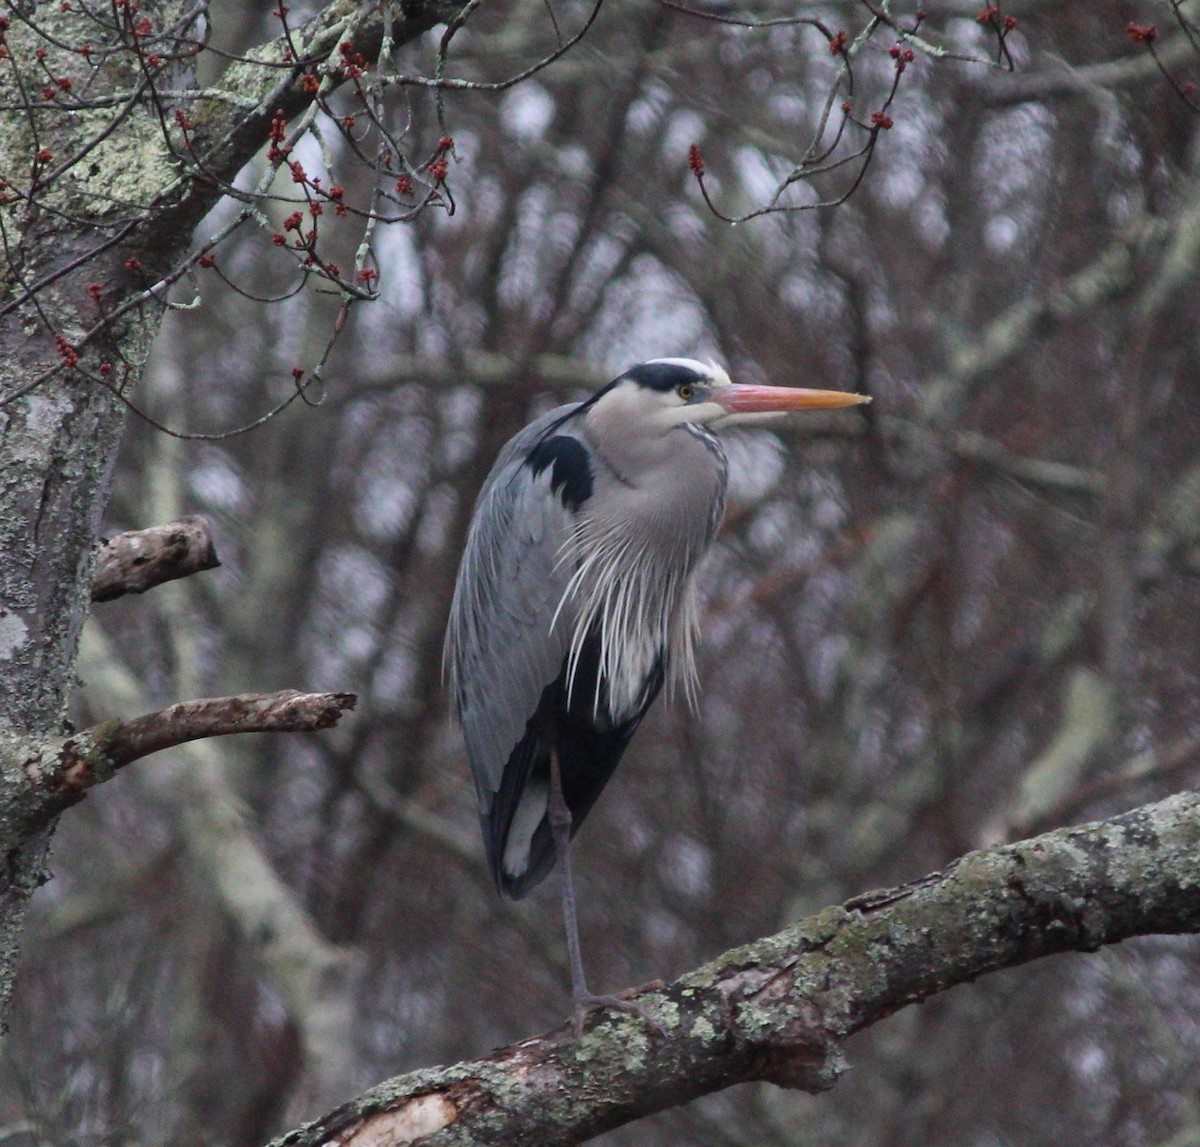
[548, 750, 661, 1037]
[546, 749, 591, 1008]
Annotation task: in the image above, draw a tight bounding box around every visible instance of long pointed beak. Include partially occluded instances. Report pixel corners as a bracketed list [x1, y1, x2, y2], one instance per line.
[713, 384, 871, 414]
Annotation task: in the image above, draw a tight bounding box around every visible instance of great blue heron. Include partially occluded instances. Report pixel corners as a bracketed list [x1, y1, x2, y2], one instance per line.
[446, 358, 869, 1028]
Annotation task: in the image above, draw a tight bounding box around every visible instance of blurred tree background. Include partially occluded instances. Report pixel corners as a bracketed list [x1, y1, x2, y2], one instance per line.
[5, 1, 1200, 1144]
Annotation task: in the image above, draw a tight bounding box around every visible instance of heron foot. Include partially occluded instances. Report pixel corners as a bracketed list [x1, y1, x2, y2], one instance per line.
[570, 990, 663, 1038]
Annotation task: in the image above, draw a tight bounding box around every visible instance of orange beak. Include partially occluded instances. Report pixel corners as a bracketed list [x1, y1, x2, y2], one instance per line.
[713, 384, 871, 414]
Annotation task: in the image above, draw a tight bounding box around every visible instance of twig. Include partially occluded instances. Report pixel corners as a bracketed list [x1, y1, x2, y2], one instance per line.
[102, 690, 357, 766]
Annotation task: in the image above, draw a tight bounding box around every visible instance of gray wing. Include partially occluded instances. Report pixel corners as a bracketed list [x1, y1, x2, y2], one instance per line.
[445, 405, 582, 814]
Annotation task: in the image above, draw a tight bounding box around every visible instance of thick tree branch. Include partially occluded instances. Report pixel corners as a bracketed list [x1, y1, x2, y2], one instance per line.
[0, 691, 355, 852]
[91, 516, 220, 602]
[268, 790, 1200, 1147]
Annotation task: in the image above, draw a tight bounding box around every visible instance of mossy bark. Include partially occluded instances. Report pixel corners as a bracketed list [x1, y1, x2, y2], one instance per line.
[270, 790, 1200, 1147]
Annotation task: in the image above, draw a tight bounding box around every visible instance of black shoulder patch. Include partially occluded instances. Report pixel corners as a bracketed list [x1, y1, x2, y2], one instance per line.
[622, 361, 706, 393]
[526, 434, 593, 512]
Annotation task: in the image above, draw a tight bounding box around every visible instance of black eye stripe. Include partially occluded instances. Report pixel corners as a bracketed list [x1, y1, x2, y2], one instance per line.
[622, 362, 707, 393]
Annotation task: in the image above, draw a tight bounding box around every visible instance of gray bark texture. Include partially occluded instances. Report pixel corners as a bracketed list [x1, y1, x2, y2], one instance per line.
[272, 790, 1200, 1147]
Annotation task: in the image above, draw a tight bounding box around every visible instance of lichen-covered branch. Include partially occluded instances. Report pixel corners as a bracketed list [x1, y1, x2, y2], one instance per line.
[0, 691, 355, 852]
[91, 516, 220, 602]
[269, 790, 1200, 1147]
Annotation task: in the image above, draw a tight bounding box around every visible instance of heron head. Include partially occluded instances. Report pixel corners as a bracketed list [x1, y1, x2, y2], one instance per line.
[610, 358, 870, 431]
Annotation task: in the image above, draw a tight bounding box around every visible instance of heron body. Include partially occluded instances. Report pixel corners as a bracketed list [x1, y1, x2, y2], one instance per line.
[449, 361, 730, 896]
[446, 357, 868, 1020]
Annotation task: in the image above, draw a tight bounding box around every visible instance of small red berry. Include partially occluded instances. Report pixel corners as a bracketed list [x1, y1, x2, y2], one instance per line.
[54, 334, 79, 367]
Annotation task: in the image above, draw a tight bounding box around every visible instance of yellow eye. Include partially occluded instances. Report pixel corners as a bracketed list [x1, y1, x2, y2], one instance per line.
[678, 384, 694, 400]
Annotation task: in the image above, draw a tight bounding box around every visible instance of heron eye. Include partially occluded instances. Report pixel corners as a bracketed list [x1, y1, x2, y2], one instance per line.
[677, 384, 694, 401]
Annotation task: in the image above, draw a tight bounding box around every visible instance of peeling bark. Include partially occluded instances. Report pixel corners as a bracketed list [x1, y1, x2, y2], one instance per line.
[91, 516, 220, 601]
